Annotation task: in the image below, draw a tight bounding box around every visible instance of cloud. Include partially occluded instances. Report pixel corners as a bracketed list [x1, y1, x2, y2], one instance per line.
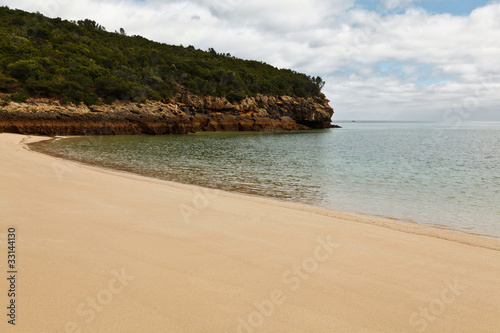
[0, 0, 499, 120]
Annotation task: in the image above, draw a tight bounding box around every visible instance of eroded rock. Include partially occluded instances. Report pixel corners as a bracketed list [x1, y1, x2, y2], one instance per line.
[0, 92, 334, 135]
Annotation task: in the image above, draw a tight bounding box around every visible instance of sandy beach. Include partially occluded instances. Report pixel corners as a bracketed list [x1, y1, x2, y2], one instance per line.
[1, 132, 500, 332]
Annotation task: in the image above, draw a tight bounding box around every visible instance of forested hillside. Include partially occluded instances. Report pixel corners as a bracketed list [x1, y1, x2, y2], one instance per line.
[0, 6, 326, 106]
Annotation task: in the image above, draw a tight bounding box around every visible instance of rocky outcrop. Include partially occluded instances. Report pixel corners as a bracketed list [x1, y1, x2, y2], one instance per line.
[0, 91, 334, 135]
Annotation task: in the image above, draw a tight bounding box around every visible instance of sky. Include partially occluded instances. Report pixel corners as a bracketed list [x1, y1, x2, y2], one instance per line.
[1, 0, 499, 121]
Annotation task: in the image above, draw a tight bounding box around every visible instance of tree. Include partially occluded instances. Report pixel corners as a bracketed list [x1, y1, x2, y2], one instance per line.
[7, 60, 40, 83]
[314, 76, 325, 91]
[77, 19, 106, 31]
[0, 75, 17, 93]
[0, 6, 327, 106]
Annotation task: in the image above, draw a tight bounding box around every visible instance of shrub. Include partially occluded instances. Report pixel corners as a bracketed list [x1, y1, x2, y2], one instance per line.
[0, 6, 327, 106]
[11, 89, 30, 102]
[0, 75, 17, 93]
[7, 60, 40, 83]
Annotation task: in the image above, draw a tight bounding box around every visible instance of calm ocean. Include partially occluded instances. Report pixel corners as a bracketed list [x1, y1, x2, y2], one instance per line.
[33, 121, 500, 238]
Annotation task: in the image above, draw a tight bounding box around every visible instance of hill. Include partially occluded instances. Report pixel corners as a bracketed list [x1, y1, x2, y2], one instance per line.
[0, 7, 334, 134]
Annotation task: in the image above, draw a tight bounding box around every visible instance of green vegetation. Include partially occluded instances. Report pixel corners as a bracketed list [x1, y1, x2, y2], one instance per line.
[0, 7, 326, 105]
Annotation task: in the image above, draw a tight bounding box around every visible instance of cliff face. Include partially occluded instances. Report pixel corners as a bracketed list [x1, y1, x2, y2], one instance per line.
[0, 92, 333, 136]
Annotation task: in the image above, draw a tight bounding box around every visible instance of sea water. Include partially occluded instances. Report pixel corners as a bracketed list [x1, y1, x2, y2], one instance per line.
[33, 121, 500, 238]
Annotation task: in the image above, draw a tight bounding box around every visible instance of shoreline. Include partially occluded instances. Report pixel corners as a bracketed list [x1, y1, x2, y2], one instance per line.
[29, 134, 500, 246]
[1, 133, 500, 332]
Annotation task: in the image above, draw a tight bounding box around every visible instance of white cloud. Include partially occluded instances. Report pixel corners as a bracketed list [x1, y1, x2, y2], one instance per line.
[383, 0, 414, 10]
[0, 0, 499, 120]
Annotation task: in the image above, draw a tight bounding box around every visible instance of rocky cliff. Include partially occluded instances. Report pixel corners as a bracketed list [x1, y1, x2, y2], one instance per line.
[0, 91, 334, 135]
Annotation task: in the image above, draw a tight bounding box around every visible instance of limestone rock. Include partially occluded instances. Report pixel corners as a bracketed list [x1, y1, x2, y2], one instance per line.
[0, 92, 334, 135]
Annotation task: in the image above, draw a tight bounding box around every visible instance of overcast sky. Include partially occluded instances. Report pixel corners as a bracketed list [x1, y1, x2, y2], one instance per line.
[2, 0, 499, 121]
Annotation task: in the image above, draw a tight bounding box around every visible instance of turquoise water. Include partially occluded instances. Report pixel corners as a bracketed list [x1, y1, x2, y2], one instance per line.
[33, 122, 500, 238]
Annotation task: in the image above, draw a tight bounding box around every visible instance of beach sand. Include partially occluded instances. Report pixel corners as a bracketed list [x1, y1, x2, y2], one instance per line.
[1, 132, 499, 332]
